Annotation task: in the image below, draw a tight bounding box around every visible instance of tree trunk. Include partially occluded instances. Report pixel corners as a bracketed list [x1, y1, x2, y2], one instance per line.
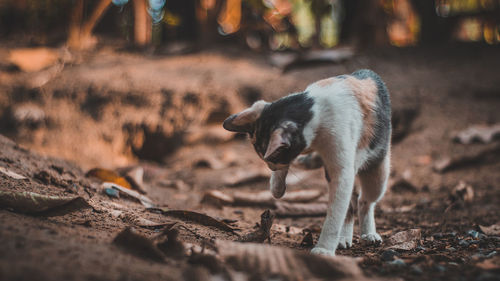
[133, 0, 151, 46]
[67, 0, 113, 50]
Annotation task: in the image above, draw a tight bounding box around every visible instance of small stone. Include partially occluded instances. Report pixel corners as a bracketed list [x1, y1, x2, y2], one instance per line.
[468, 230, 480, 238]
[388, 259, 406, 267]
[410, 265, 423, 275]
[104, 188, 119, 198]
[447, 247, 457, 252]
[381, 249, 400, 261]
[416, 245, 427, 252]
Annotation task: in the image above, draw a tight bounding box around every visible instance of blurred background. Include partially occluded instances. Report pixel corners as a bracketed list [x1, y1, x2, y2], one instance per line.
[1, 2, 500, 281]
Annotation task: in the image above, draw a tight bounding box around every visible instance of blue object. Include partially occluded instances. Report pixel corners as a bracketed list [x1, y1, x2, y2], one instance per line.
[148, 0, 166, 24]
[112, 0, 129, 6]
[104, 187, 120, 198]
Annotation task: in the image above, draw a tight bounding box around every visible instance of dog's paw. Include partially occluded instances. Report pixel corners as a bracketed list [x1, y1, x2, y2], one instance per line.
[337, 237, 353, 249]
[360, 233, 382, 245]
[311, 247, 335, 256]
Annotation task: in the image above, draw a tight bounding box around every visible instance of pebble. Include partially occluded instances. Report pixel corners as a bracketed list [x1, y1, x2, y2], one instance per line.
[381, 249, 400, 261]
[416, 245, 427, 252]
[388, 259, 406, 267]
[467, 230, 480, 239]
[486, 251, 497, 258]
[104, 187, 119, 198]
[447, 247, 457, 252]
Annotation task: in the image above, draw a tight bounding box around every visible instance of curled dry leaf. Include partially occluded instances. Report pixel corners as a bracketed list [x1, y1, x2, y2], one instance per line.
[433, 144, 500, 173]
[385, 229, 422, 251]
[113, 227, 165, 262]
[123, 166, 147, 194]
[87, 168, 132, 189]
[215, 240, 376, 281]
[453, 124, 500, 144]
[223, 168, 269, 187]
[201, 189, 323, 207]
[0, 166, 27, 180]
[238, 210, 275, 243]
[0, 190, 89, 213]
[151, 208, 237, 233]
[275, 202, 328, 217]
[479, 223, 500, 236]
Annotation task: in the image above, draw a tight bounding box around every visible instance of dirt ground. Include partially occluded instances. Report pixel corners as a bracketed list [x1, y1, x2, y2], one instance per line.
[0, 45, 499, 281]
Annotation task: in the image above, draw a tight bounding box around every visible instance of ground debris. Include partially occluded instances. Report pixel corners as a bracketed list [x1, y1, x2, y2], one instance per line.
[0, 166, 27, 180]
[433, 144, 500, 173]
[269, 48, 354, 72]
[275, 201, 328, 217]
[87, 168, 133, 189]
[301, 231, 314, 247]
[385, 229, 421, 251]
[202, 189, 323, 208]
[215, 240, 380, 281]
[157, 227, 186, 258]
[223, 168, 269, 187]
[122, 166, 147, 194]
[238, 210, 275, 243]
[0, 190, 89, 213]
[150, 208, 237, 233]
[480, 223, 500, 236]
[103, 182, 155, 208]
[113, 227, 166, 262]
[110, 210, 174, 229]
[447, 181, 474, 210]
[392, 106, 419, 144]
[453, 124, 500, 144]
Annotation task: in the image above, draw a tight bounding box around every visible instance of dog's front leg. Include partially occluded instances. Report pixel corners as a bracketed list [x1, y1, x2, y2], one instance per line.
[311, 149, 355, 256]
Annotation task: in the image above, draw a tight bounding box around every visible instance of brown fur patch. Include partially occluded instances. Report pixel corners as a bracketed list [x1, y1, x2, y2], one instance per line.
[345, 76, 378, 149]
[314, 77, 340, 88]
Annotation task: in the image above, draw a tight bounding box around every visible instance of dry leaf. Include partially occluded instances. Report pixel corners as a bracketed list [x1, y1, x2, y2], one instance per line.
[201, 190, 235, 207]
[479, 223, 500, 236]
[0, 190, 89, 213]
[433, 144, 500, 173]
[87, 168, 132, 189]
[452, 181, 474, 203]
[453, 124, 500, 144]
[385, 229, 421, 250]
[238, 210, 275, 243]
[223, 169, 269, 187]
[272, 224, 304, 235]
[103, 182, 155, 208]
[215, 240, 376, 281]
[152, 209, 237, 233]
[123, 166, 147, 194]
[275, 202, 328, 217]
[0, 166, 27, 180]
[113, 227, 165, 262]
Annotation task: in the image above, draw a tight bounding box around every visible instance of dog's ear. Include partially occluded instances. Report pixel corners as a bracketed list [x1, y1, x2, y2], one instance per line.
[223, 100, 268, 133]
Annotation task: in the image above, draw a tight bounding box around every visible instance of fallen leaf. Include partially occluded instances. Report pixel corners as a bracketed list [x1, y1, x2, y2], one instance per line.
[110, 211, 173, 229]
[113, 227, 165, 262]
[274, 202, 328, 217]
[433, 144, 500, 173]
[0, 166, 27, 180]
[385, 229, 421, 250]
[123, 166, 147, 194]
[479, 223, 500, 236]
[151, 209, 237, 233]
[0, 190, 89, 213]
[201, 190, 235, 207]
[215, 240, 376, 281]
[301, 231, 314, 247]
[453, 124, 500, 144]
[238, 210, 275, 243]
[103, 182, 155, 208]
[87, 168, 132, 189]
[223, 169, 269, 187]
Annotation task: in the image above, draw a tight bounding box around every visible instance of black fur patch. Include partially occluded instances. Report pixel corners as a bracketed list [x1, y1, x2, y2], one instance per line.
[253, 92, 314, 165]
